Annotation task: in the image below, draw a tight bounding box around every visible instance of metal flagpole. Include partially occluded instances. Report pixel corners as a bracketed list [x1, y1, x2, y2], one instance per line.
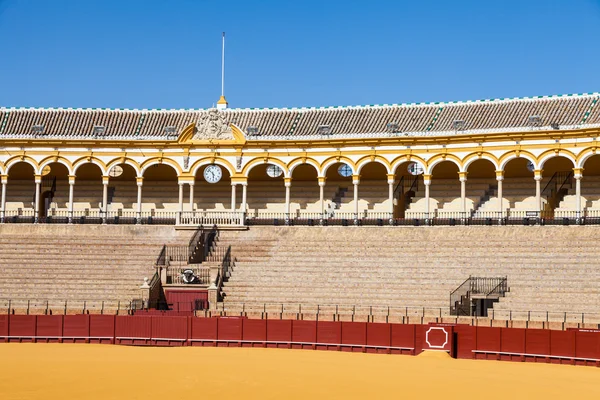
[221, 32, 225, 97]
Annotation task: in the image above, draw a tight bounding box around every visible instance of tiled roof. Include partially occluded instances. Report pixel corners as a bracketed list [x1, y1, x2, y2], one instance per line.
[1, 93, 599, 140]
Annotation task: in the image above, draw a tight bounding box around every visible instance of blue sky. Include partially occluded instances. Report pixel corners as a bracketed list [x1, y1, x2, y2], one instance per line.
[1, 0, 599, 109]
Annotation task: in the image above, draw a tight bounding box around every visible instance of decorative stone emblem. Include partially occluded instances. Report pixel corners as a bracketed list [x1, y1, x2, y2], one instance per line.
[192, 108, 234, 140]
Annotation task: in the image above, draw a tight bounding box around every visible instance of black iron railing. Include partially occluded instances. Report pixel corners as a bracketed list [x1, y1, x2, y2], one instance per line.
[450, 276, 508, 316]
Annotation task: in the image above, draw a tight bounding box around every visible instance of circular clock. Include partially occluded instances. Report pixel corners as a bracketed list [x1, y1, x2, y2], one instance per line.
[203, 164, 223, 183]
[266, 164, 283, 178]
[527, 161, 535, 172]
[41, 165, 52, 176]
[407, 162, 424, 176]
[337, 163, 353, 177]
[109, 165, 124, 177]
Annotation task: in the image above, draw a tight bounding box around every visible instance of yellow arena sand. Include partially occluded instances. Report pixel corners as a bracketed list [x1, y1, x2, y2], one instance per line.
[1, 344, 599, 399]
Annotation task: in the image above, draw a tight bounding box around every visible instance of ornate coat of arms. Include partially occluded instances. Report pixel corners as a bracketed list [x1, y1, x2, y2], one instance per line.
[192, 108, 234, 140]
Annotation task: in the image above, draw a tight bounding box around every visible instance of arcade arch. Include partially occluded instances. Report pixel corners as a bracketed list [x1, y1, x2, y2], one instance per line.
[141, 164, 179, 212]
[246, 163, 285, 217]
[193, 164, 235, 212]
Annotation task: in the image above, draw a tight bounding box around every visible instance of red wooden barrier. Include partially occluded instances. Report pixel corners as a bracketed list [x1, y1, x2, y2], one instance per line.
[549, 330, 575, 362]
[476, 326, 501, 354]
[242, 319, 266, 347]
[217, 317, 243, 346]
[266, 319, 293, 348]
[151, 316, 188, 346]
[190, 317, 218, 346]
[0, 315, 9, 342]
[391, 324, 415, 354]
[35, 315, 63, 342]
[341, 322, 367, 352]
[3, 314, 600, 367]
[89, 314, 115, 344]
[9, 315, 36, 342]
[366, 322, 391, 353]
[525, 329, 551, 362]
[63, 315, 90, 343]
[454, 324, 475, 359]
[500, 327, 525, 360]
[316, 321, 341, 351]
[115, 316, 151, 345]
[575, 330, 600, 363]
[291, 320, 317, 349]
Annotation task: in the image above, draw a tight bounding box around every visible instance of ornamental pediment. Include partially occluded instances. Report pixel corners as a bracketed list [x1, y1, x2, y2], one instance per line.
[191, 108, 234, 141]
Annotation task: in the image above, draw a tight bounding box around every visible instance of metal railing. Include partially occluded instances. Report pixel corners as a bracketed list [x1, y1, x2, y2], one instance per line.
[217, 301, 600, 324]
[156, 225, 216, 268]
[450, 276, 508, 316]
[2, 298, 600, 324]
[3, 208, 600, 226]
[180, 211, 244, 226]
[215, 245, 233, 295]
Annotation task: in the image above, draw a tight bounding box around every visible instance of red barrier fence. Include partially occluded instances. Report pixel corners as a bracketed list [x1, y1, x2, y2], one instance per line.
[0, 315, 598, 366]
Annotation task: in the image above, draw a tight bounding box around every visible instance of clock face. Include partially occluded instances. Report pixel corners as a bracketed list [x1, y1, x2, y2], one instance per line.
[109, 165, 123, 177]
[337, 163, 353, 177]
[203, 165, 223, 184]
[266, 164, 283, 178]
[407, 162, 424, 176]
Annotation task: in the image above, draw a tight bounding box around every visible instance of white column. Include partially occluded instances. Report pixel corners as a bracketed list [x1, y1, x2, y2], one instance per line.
[241, 183, 247, 212]
[387, 173, 394, 223]
[189, 183, 195, 212]
[459, 172, 467, 216]
[574, 168, 583, 220]
[136, 177, 143, 223]
[231, 183, 237, 213]
[34, 174, 41, 223]
[0, 175, 7, 223]
[284, 178, 291, 222]
[178, 183, 184, 213]
[102, 175, 109, 223]
[496, 170, 504, 220]
[534, 169, 543, 213]
[352, 174, 360, 224]
[318, 177, 326, 218]
[424, 174, 431, 221]
[68, 175, 75, 223]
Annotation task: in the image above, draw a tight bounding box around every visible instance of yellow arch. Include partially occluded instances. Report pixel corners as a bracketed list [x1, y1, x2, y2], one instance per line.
[576, 146, 600, 169]
[390, 154, 428, 174]
[4, 156, 40, 174]
[462, 152, 500, 172]
[355, 155, 392, 174]
[190, 157, 236, 177]
[287, 157, 321, 176]
[140, 157, 182, 176]
[71, 157, 108, 175]
[242, 157, 290, 178]
[537, 148, 576, 169]
[426, 153, 463, 175]
[38, 156, 74, 175]
[498, 150, 538, 170]
[105, 157, 142, 176]
[0, 161, 6, 175]
[320, 156, 357, 176]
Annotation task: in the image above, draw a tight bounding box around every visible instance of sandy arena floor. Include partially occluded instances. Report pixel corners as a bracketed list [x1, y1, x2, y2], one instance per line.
[0, 344, 599, 399]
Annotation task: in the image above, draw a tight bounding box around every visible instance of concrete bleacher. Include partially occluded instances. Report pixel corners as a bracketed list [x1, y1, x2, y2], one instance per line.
[218, 226, 600, 322]
[0, 224, 191, 311]
[406, 178, 494, 216]
[556, 175, 600, 213]
[475, 177, 548, 216]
